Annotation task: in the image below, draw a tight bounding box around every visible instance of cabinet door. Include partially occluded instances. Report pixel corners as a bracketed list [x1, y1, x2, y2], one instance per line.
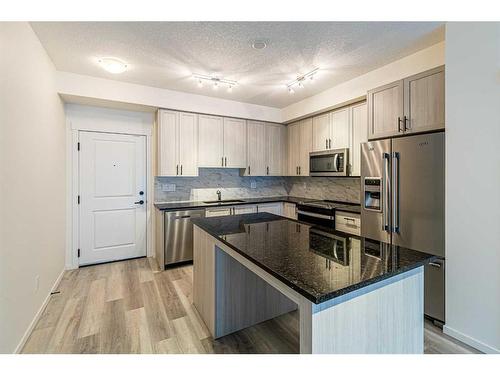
[283, 203, 297, 220]
[178, 112, 198, 176]
[257, 203, 282, 216]
[223, 118, 247, 168]
[233, 205, 257, 215]
[404, 66, 445, 134]
[198, 115, 224, 167]
[246, 120, 266, 176]
[205, 207, 232, 217]
[299, 118, 312, 176]
[331, 107, 350, 149]
[266, 124, 285, 176]
[367, 80, 404, 139]
[350, 102, 368, 177]
[158, 110, 178, 176]
[312, 113, 330, 151]
[287, 122, 300, 175]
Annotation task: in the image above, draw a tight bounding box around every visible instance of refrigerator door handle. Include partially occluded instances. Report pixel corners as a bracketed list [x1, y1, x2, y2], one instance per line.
[382, 152, 391, 232]
[392, 152, 400, 233]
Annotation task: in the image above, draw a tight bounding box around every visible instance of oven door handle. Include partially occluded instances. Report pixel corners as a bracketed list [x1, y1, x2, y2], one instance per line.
[297, 210, 333, 220]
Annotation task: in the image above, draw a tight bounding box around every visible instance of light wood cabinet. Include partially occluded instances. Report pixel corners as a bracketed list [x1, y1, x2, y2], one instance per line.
[403, 66, 445, 134]
[205, 207, 232, 217]
[246, 122, 285, 176]
[157, 110, 198, 176]
[350, 102, 368, 176]
[287, 121, 301, 175]
[246, 121, 267, 176]
[198, 114, 224, 167]
[312, 112, 330, 151]
[233, 205, 257, 215]
[286, 119, 312, 176]
[198, 115, 247, 168]
[330, 107, 350, 149]
[266, 124, 286, 176]
[257, 202, 283, 216]
[283, 203, 297, 220]
[368, 66, 445, 139]
[223, 118, 247, 168]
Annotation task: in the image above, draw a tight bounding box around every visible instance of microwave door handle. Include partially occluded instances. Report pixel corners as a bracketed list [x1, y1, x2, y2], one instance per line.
[392, 152, 400, 233]
[382, 153, 391, 232]
[333, 154, 339, 172]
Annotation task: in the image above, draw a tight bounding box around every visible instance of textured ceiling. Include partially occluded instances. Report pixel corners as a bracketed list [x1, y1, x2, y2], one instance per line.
[31, 22, 444, 108]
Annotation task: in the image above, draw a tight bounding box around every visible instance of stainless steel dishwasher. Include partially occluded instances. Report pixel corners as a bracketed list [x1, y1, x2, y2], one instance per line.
[164, 209, 205, 267]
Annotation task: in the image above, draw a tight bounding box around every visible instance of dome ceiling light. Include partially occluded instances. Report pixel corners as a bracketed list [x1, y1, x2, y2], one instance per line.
[98, 57, 128, 74]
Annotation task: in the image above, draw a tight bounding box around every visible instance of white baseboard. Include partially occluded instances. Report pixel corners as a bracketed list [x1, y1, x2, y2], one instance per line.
[443, 324, 500, 354]
[14, 269, 66, 354]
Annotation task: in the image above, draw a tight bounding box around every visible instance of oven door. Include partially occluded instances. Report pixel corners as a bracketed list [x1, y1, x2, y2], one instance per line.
[297, 208, 335, 229]
[309, 149, 348, 176]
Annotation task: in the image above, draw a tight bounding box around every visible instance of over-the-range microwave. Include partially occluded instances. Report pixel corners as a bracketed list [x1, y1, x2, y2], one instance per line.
[309, 148, 349, 177]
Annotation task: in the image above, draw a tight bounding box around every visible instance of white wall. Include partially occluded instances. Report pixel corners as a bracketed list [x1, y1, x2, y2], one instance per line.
[443, 22, 500, 354]
[57, 71, 282, 123]
[282, 41, 445, 122]
[0, 23, 66, 352]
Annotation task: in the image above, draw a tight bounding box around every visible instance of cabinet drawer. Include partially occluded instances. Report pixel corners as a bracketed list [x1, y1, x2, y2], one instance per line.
[335, 211, 361, 235]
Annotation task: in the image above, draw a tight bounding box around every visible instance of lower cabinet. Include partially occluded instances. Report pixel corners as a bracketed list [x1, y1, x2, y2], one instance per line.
[233, 205, 257, 215]
[205, 207, 232, 217]
[282, 203, 297, 220]
[257, 202, 283, 216]
[335, 211, 361, 236]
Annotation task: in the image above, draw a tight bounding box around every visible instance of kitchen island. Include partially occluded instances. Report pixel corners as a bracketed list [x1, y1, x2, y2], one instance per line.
[191, 213, 436, 354]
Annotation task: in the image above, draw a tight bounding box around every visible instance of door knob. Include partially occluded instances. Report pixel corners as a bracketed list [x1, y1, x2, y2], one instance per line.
[134, 200, 144, 205]
[139, 191, 144, 195]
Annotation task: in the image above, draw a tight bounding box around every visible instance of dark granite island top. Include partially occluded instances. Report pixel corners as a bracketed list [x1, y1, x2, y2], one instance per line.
[191, 212, 436, 304]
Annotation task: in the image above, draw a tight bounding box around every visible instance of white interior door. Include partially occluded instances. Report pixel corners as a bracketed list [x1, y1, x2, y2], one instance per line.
[79, 131, 147, 265]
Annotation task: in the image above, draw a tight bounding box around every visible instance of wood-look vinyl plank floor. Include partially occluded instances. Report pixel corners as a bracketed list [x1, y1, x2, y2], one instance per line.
[21, 258, 480, 354]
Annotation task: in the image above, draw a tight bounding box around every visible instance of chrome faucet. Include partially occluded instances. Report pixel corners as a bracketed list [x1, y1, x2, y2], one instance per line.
[216, 190, 222, 201]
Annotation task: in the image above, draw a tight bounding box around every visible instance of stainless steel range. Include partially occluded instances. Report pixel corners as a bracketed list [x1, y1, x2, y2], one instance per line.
[296, 200, 356, 229]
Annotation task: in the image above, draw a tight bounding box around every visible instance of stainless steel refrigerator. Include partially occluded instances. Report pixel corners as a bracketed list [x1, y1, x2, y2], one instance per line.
[361, 132, 445, 323]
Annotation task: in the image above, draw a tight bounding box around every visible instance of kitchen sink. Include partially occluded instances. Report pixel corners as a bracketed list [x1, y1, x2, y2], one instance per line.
[203, 199, 245, 204]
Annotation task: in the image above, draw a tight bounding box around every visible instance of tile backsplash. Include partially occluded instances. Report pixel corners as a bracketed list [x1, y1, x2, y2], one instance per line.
[155, 168, 361, 204]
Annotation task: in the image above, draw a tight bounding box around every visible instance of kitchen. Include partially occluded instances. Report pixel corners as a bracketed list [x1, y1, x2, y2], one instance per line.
[1, 11, 499, 368]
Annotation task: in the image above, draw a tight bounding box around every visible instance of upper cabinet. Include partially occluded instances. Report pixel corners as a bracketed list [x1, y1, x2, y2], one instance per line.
[312, 108, 350, 151]
[287, 119, 312, 176]
[157, 110, 198, 176]
[403, 66, 445, 134]
[198, 115, 247, 168]
[198, 114, 224, 167]
[350, 102, 368, 177]
[246, 121, 286, 176]
[367, 66, 445, 140]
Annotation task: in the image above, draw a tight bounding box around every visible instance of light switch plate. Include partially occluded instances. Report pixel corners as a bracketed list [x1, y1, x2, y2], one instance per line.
[162, 183, 176, 192]
[250, 181, 257, 189]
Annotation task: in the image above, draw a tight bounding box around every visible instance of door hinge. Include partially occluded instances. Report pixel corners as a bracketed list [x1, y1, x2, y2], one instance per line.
[77, 142, 80, 151]
[77, 195, 80, 204]
[77, 249, 80, 257]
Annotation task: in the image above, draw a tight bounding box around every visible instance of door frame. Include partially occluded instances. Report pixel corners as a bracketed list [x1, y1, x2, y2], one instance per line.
[66, 104, 154, 269]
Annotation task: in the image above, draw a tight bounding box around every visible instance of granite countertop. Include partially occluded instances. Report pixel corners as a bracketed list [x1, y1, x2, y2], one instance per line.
[191, 213, 436, 304]
[154, 195, 361, 213]
[154, 196, 316, 211]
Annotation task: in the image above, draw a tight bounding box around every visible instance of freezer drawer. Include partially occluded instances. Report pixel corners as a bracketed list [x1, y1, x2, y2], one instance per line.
[424, 258, 445, 323]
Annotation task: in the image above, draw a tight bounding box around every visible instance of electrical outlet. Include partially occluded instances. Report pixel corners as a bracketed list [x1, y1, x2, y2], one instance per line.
[162, 183, 176, 192]
[35, 275, 40, 293]
[250, 181, 257, 189]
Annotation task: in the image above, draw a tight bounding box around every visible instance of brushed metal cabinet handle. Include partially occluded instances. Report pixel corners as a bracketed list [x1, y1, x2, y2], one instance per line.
[176, 165, 179, 175]
[248, 165, 251, 175]
[225, 157, 227, 166]
[221, 157, 224, 167]
[429, 261, 442, 268]
[404, 115, 410, 131]
[329, 139, 331, 149]
[180, 165, 183, 175]
[398, 117, 402, 132]
[326, 139, 328, 149]
[267, 166, 269, 175]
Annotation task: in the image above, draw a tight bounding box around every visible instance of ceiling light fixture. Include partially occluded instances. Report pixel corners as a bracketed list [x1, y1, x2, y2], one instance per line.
[98, 57, 128, 74]
[193, 74, 237, 93]
[286, 68, 319, 93]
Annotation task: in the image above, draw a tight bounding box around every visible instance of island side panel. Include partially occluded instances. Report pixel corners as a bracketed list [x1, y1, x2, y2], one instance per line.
[214, 246, 297, 338]
[193, 225, 216, 336]
[301, 267, 424, 354]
